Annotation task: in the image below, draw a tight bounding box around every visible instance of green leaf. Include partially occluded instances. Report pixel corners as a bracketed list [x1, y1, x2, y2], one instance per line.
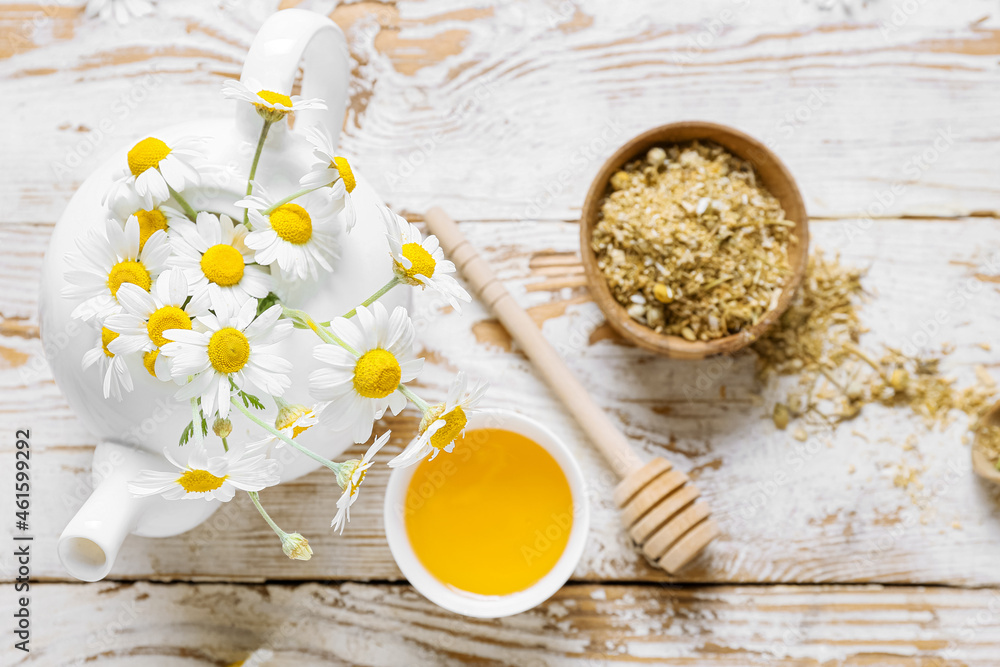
[241, 390, 265, 410]
[229, 377, 265, 411]
[179, 421, 194, 446]
[195, 397, 209, 436]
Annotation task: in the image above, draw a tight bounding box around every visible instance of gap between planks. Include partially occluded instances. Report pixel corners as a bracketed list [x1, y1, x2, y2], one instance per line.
[10, 577, 1000, 591]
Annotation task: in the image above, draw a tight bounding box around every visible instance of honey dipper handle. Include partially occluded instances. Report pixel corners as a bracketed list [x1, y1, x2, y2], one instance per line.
[424, 207, 644, 479]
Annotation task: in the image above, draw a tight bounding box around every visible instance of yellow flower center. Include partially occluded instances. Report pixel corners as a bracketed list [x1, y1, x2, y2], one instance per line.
[350, 469, 367, 496]
[430, 406, 467, 449]
[353, 348, 401, 399]
[201, 244, 245, 286]
[333, 157, 356, 194]
[127, 137, 171, 178]
[107, 260, 151, 298]
[135, 209, 168, 249]
[101, 327, 118, 358]
[207, 327, 250, 374]
[337, 459, 367, 497]
[401, 242, 436, 280]
[143, 349, 159, 377]
[275, 405, 315, 438]
[177, 469, 228, 493]
[269, 204, 313, 245]
[256, 89, 293, 109]
[146, 305, 191, 347]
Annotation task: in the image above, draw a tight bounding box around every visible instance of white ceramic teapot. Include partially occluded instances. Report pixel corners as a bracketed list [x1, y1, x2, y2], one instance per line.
[38, 9, 404, 581]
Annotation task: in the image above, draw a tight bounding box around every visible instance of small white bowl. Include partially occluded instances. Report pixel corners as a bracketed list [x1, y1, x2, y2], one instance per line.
[383, 409, 590, 618]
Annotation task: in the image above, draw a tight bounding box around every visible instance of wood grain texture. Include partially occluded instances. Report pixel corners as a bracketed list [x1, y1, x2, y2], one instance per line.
[0, 1, 998, 224]
[2, 2, 1000, 662]
[7, 581, 1000, 666]
[3, 217, 1000, 585]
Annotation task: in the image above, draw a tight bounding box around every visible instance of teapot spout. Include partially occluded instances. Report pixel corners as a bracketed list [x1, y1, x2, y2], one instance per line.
[58, 441, 162, 581]
[59, 441, 222, 581]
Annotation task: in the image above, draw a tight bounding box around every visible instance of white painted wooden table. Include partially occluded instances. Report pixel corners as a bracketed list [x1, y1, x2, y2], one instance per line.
[2, 0, 1000, 664]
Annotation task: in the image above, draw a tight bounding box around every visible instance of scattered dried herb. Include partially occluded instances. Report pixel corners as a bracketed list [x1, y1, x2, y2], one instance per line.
[753, 252, 996, 432]
[591, 141, 794, 340]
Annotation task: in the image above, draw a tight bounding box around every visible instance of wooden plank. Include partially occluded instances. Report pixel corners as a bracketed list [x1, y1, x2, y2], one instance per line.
[6, 582, 1000, 665]
[4, 217, 1000, 584]
[1, 1, 999, 223]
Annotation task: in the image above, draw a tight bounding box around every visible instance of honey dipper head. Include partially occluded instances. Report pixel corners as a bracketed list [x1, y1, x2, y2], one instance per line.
[613, 457, 719, 574]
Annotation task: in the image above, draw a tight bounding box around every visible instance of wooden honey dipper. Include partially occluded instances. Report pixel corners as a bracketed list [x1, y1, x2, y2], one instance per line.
[424, 207, 719, 574]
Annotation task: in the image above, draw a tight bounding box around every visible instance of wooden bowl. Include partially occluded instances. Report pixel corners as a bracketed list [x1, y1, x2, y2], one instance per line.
[972, 401, 1000, 484]
[580, 121, 809, 359]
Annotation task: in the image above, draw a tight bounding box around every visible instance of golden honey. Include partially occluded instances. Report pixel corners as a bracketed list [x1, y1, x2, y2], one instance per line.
[404, 428, 573, 596]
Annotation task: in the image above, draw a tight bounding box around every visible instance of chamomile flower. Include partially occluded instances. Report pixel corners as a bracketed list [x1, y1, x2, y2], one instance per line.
[332, 431, 390, 534]
[103, 269, 209, 381]
[309, 303, 423, 444]
[389, 372, 488, 468]
[109, 201, 187, 251]
[104, 181, 144, 224]
[382, 205, 470, 312]
[250, 401, 324, 451]
[281, 533, 313, 560]
[63, 217, 171, 322]
[300, 126, 357, 232]
[160, 295, 293, 420]
[128, 443, 280, 502]
[81, 325, 134, 401]
[168, 212, 272, 312]
[106, 136, 202, 209]
[86, 0, 153, 24]
[273, 401, 323, 445]
[221, 78, 326, 123]
[238, 185, 340, 281]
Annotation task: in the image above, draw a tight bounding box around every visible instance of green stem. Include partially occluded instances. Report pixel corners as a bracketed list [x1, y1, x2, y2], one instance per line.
[333, 277, 401, 323]
[189, 396, 204, 447]
[262, 185, 323, 215]
[221, 436, 229, 452]
[284, 307, 359, 356]
[399, 385, 430, 413]
[171, 187, 198, 222]
[248, 491, 286, 539]
[231, 397, 343, 475]
[244, 119, 273, 227]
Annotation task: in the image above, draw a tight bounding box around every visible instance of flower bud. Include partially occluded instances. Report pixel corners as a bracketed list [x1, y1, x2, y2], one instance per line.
[281, 532, 313, 561]
[213, 417, 232, 438]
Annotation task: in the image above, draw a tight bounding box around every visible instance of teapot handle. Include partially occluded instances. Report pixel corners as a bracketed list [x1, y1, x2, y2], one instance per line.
[235, 9, 350, 147]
